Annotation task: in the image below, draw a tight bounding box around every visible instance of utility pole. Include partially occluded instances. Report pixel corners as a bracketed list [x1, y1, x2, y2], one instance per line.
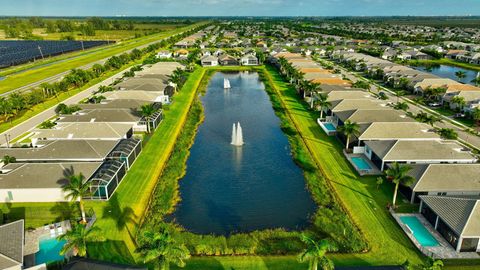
[4, 134, 10, 148]
[38, 46, 44, 59]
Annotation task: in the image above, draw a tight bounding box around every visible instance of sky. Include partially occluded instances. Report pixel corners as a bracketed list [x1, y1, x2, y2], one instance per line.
[0, 0, 479, 17]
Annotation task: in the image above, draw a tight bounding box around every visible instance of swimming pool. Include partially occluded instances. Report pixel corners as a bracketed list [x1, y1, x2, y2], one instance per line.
[351, 157, 372, 170]
[35, 236, 66, 265]
[323, 122, 336, 131]
[400, 216, 439, 247]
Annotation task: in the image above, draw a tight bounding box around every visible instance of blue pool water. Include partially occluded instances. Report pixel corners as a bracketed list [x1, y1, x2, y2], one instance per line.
[351, 157, 372, 170]
[323, 122, 336, 131]
[35, 236, 66, 265]
[400, 216, 439, 247]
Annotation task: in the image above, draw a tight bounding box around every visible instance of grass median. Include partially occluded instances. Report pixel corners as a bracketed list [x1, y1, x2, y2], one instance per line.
[0, 22, 206, 94]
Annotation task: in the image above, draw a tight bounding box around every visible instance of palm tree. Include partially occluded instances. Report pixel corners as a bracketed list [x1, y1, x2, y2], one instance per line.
[376, 177, 384, 190]
[298, 234, 334, 270]
[450, 96, 466, 112]
[385, 162, 415, 207]
[137, 229, 191, 270]
[58, 222, 102, 257]
[308, 83, 322, 108]
[314, 93, 331, 119]
[140, 104, 156, 133]
[393, 101, 409, 111]
[437, 128, 458, 140]
[338, 120, 360, 150]
[2, 155, 16, 165]
[395, 90, 405, 103]
[62, 172, 91, 223]
[455, 71, 466, 80]
[472, 107, 480, 126]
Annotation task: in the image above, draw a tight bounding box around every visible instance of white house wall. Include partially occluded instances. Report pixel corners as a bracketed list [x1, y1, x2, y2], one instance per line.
[0, 188, 69, 203]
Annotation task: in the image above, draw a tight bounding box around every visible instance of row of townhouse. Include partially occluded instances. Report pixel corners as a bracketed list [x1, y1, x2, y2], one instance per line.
[0, 62, 184, 203]
[272, 52, 480, 254]
[333, 51, 480, 113]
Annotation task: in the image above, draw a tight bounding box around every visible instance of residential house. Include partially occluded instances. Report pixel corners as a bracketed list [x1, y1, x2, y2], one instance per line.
[240, 54, 259, 66]
[361, 140, 477, 171]
[403, 164, 480, 203]
[419, 196, 480, 252]
[156, 50, 172, 59]
[200, 55, 219, 67]
[218, 54, 239, 66]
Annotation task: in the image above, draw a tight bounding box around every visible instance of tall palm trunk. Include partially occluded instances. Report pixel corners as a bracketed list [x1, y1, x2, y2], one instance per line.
[392, 182, 399, 206]
[320, 109, 324, 119]
[312, 258, 318, 270]
[146, 117, 150, 133]
[345, 135, 350, 150]
[79, 199, 87, 223]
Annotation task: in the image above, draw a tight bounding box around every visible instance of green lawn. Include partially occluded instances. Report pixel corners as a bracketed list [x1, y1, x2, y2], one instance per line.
[411, 58, 480, 72]
[0, 68, 207, 264]
[85, 67, 207, 261]
[0, 64, 141, 135]
[262, 65, 425, 266]
[2, 65, 478, 269]
[0, 22, 206, 94]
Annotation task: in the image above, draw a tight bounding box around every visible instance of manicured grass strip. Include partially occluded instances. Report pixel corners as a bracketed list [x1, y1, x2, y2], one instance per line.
[85, 68, 206, 262]
[0, 67, 206, 264]
[0, 64, 139, 135]
[172, 255, 307, 270]
[0, 22, 206, 94]
[263, 65, 425, 266]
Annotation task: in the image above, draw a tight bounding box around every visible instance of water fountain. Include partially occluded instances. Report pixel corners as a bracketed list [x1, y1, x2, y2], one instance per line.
[231, 122, 244, 146]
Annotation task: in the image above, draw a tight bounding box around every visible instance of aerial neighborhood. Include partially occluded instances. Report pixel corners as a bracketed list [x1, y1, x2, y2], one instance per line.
[0, 13, 479, 270]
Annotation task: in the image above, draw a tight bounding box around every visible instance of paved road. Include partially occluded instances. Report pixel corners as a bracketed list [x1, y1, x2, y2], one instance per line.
[0, 66, 132, 146]
[0, 30, 188, 146]
[316, 57, 480, 150]
[0, 33, 180, 97]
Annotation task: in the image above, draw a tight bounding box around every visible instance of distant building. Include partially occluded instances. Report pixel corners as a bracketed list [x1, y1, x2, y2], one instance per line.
[240, 54, 259, 66]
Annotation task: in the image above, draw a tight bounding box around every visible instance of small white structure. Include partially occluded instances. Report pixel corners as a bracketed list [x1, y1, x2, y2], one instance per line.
[200, 55, 218, 67]
[231, 122, 244, 146]
[156, 50, 172, 59]
[224, 78, 231, 89]
[240, 54, 259, 66]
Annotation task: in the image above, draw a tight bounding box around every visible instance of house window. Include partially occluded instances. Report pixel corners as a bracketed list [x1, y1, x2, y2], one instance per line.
[437, 192, 447, 196]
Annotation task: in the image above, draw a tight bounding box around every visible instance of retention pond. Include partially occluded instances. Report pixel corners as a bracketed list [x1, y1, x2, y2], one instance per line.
[173, 71, 316, 235]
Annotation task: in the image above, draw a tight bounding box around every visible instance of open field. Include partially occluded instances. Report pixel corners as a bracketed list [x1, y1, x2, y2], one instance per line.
[29, 23, 184, 41]
[0, 22, 205, 95]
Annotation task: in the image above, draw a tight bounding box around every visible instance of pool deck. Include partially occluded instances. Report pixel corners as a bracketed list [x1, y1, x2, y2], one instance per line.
[24, 220, 71, 256]
[392, 212, 480, 259]
[344, 152, 382, 176]
[317, 119, 337, 136]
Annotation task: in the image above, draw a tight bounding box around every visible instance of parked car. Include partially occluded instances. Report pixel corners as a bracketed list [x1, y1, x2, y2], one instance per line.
[428, 102, 441, 107]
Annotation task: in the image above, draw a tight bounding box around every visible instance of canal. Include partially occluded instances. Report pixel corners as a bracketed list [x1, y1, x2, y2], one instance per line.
[173, 71, 316, 235]
[413, 64, 478, 85]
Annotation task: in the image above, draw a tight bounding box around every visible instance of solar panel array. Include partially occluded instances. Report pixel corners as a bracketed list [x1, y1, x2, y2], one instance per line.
[0, 40, 111, 68]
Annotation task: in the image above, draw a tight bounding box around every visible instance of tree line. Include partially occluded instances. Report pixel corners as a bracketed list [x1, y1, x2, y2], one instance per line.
[0, 24, 206, 125]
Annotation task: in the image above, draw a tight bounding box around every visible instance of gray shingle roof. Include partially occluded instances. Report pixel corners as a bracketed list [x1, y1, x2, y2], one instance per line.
[420, 196, 478, 236]
[0, 220, 23, 266]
